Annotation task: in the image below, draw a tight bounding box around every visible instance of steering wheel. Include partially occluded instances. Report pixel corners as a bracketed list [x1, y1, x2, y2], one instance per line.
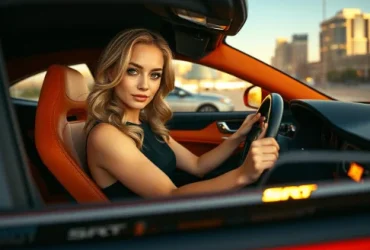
[239, 93, 284, 185]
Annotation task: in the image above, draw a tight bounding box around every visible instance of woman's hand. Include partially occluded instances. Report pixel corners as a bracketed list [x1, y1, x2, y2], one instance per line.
[232, 113, 266, 143]
[240, 123, 280, 183]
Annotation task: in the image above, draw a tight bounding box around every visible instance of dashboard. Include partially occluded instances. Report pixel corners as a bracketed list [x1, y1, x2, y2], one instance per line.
[270, 99, 370, 185]
[289, 99, 370, 150]
[320, 124, 341, 150]
[320, 123, 367, 152]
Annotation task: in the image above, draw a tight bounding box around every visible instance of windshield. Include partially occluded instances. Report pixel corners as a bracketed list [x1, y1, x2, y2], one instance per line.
[226, 0, 370, 102]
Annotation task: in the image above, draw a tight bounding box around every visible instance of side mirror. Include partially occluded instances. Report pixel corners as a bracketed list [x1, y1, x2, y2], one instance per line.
[243, 85, 269, 109]
[178, 90, 187, 97]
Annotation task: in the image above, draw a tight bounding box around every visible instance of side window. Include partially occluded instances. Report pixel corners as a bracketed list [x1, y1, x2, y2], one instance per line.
[168, 86, 179, 96]
[9, 64, 94, 101]
[170, 60, 252, 112]
[10, 61, 253, 113]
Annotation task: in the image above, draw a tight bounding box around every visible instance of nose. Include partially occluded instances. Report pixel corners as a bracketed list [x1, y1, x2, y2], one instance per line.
[137, 75, 149, 91]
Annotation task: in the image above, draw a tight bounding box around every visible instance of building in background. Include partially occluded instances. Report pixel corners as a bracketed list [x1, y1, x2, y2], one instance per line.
[317, 8, 370, 83]
[320, 8, 370, 61]
[291, 34, 308, 78]
[271, 34, 308, 79]
[271, 38, 292, 75]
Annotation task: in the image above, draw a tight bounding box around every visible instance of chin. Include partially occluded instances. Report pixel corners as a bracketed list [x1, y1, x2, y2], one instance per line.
[118, 96, 148, 110]
[127, 102, 148, 110]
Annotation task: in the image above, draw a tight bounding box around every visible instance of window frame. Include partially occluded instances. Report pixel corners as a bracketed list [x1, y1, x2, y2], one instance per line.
[0, 42, 42, 210]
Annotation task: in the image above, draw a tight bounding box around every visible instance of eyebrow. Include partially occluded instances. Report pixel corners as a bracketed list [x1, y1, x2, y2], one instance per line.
[129, 62, 163, 71]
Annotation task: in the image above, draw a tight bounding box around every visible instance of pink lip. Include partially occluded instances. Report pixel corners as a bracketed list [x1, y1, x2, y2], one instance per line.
[132, 95, 148, 98]
[132, 95, 149, 102]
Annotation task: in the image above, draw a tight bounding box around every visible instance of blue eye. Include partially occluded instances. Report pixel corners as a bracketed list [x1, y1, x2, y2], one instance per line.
[151, 72, 162, 80]
[127, 68, 138, 75]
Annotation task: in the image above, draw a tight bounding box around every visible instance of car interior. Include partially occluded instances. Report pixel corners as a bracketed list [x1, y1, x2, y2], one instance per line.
[1, 0, 370, 207]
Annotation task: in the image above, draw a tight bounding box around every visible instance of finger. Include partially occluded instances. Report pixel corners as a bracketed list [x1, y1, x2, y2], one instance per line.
[247, 112, 260, 122]
[266, 137, 280, 150]
[251, 148, 279, 161]
[260, 146, 279, 155]
[250, 147, 279, 162]
[261, 152, 279, 162]
[254, 113, 262, 120]
[257, 123, 268, 139]
[254, 137, 280, 150]
[257, 117, 265, 127]
[243, 113, 255, 124]
[259, 119, 266, 129]
[256, 115, 264, 126]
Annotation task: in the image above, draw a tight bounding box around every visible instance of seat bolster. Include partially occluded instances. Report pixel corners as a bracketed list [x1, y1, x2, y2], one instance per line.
[35, 65, 108, 203]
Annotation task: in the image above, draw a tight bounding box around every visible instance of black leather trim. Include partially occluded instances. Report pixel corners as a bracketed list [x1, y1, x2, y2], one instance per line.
[167, 111, 253, 130]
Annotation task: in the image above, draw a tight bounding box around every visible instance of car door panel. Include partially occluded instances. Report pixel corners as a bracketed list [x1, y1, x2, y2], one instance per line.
[168, 105, 295, 156]
[168, 111, 250, 156]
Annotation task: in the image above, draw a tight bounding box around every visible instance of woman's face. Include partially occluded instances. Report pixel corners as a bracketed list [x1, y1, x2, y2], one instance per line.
[114, 43, 164, 111]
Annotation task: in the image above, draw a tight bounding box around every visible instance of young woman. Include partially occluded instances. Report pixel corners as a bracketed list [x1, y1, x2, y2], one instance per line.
[85, 28, 280, 200]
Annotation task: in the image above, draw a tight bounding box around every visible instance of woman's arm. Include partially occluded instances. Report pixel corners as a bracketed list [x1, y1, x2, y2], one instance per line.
[89, 122, 278, 198]
[167, 132, 243, 178]
[173, 131, 279, 196]
[168, 113, 265, 178]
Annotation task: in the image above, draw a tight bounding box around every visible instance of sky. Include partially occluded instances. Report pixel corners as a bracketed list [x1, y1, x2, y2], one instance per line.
[226, 0, 370, 64]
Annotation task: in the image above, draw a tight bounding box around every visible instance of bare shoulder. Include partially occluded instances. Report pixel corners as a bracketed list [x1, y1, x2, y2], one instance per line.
[86, 122, 177, 197]
[87, 123, 135, 151]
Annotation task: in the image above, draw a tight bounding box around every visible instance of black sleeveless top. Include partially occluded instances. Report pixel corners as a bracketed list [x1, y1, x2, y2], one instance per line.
[87, 121, 177, 201]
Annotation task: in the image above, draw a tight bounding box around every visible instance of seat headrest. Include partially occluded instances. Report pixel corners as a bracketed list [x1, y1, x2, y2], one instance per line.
[64, 66, 89, 102]
[37, 65, 89, 117]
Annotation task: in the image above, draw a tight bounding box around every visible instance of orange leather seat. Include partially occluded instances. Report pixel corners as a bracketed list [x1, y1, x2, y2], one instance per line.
[35, 65, 109, 203]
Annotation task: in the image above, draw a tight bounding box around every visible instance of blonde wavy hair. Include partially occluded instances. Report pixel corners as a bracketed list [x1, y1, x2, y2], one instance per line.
[84, 29, 175, 149]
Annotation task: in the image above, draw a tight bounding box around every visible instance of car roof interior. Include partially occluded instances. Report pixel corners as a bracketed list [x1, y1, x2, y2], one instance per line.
[1, 0, 248, 84]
